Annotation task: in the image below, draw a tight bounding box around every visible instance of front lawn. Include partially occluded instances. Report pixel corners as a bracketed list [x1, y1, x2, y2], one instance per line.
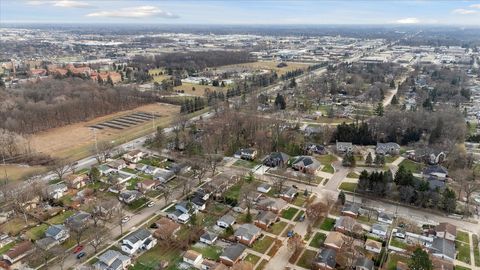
[473, 234, 480, 266]
[292, 195, 308, 207]
[454, 266, 471, 270]
[252, 235, 274, 253]
[244, 254, 260, 266]
[316, 155, 338, 165]
[26, 223, 49, 240]
[339, 182, 357, 192]
[0, 241, 16, 255]
[385, 156, 398, 164]
[399, 159, 423, 173]
[456, 241, 471, 264]
[233, 159, 259, 169]
[346, 172, 359, 178]
[132, 243, 182, 270]
[191, 244, 222, 260]
[309, 232, 327, 248]
[128, 197, 149, 211]
[224, 182, 243, 201]
[321, 164, 334, 174]
[296, 249, 316, 268]
[256, 259, 268, 270]
[390, 238, 408, 250]
[457, 230, 470, 243]
[46, 210, 74, 225]
[386, 253, 409, 270]
[282, 207, 299, 220]
[268, 221, 288, 235]
[319, 217, 336, 231]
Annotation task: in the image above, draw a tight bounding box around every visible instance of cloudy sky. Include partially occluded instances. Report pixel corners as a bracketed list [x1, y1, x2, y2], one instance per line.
[2, 0, 480, 25]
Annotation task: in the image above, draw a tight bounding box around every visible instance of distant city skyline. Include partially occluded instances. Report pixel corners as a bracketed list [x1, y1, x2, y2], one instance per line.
[1, 0, 480, 25]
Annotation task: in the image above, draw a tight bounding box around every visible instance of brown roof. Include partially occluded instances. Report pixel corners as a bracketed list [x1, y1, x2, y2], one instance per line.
[435, 222, 456, 236]
[154, 217, 180, 239]
[4, 241, 33, 261]
[184, 250, 201, 261]
[365, 239, 382, 250]
[324, 232, 346, 249]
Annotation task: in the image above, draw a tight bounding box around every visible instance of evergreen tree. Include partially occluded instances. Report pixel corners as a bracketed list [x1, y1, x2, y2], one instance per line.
[89, 167, 101, 183]
[442, 188, 456, 213]
[391, 94, 399, 105]
[338, 191, 346, 205]
[408, 247, 433, 270]
[365, 152, 373, 166]
[274, 93, 286, 110]
[375, 102, 384, 116]
[289, 77, 297, 88]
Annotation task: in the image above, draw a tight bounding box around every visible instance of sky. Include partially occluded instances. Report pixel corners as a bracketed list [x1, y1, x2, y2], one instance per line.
[1, 0, 480, 25]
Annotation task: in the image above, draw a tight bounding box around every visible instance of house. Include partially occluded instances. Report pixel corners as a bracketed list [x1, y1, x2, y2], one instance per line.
[254, 211, 278, 230]
[341, 203, 360, 218]
[371, 223, 388, 238]
[279, 186, 297, 202]
[123, 150, 145, 163]
[137, 179, 157, 192]
[435, 222, 456, 242]
[118, 190, 143, 204]
[263, 152, 290, 168]
[121, 228, 156, 255]
[167, 162, 191, 174]
[167, 210, 190, 224]
[95, 199, 122, 217]
[194, 188, 211, 201]
[233, 201, 248, 214]
[423, 165, 448, 179]
[153, 169, 175, 183]
[410, 149, 447, 165]
[305, 143, 328, 155]
[217, 214, 235, 229]
[183, 250, 203, 267]
[393, 228, 406, 239]
[365, 239, 382, 254]
[175, 201, 196, 214]
[219, 244, 246, 267]
[98, 164, 114, 175]
[378, 212, 394, 224]
[324, 232, 346, 250]
[94, 249, 131, 270]
[200, 231, 218, 245]
[191, 195, 207, 211]
[45, 224, 69, 242]
[135, 163, 148, 172]
[257, 183, 272, 194]
[313, 248, 337, 270]
[376, 142, 400, 155]
[334, 216, 361, 234]
[2, 241, 33, 265]
[201, 259, 229, 270]
[144, 166, 161, 175]
[291, 156, 321, 174]
[36, 237, 58, 250]
[65, 174, 88, 189]
[107, 159, 127, 170]
[153, 217, 180, 240]
[47, 183, 68, 199]
[234, 224, 261, 246]
[430, 238, 455, 261]
[65, 211, 91, 228]
[432, 257, 454, 270]
[354, 257, 374, 270]
[234, 148, 257, 160]
[256, 198, 287, 214]
[336, 141, 353, 153]
[106, 172, 132, 187]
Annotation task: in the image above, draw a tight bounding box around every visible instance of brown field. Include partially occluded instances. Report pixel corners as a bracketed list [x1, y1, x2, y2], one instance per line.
[219, 60, 311, 76]
[174, 82, 226, 97]
[29, 103, 179, 161]
[0, 164, 47, 182]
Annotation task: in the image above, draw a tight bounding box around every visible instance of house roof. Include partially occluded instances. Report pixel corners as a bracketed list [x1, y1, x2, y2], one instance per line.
[365, 239, 382, 250]
[423, 165, 448, 176]
[324, 232, 345, 248]
[281, 186, 297, 197]
[124, 228, 151, 245]
[376, 142, 400, 149]
[255, 211, 277, 224]
[184, 250, 202, 261]
[265, 152, 290, 163]
[431, 238, 455, 259]
[315, 248, 337, 268]
[372, 223, 388, 233]
[435, 222, 457, 237]
[334, 216, 357, 230]
[235, 224, 261, 240]
[45, 224, 66, 238]
[378, 212, 393, 221]
[341, 203, 360, 214]
[257, 198, 287, 210]
[221, 244, 246, 261]
[4, 241, 33, 261]
[98, 249, 130, 266]
[201, 231, 218, 242]
[354, 257, 374, 270]
[292, 156, 321, 169]
[218, 214, 235, 225]
[139, 179, 156, 187]
[119, 190, 141, 201]
[258, 183, 272, 191]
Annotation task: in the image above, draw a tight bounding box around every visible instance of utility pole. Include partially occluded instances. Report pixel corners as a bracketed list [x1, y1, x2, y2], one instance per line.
[1, 152, 8, 185]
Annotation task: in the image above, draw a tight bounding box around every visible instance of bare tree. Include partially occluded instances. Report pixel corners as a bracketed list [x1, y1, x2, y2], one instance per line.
[161, 187, 173, 205]
[67, 222, 91, 247]
[305, 201, 328, 225]
[50, 158, 72, 181]
[89, 226, 110, 253]
[271, 175, 285, 194]
[190, 159, 208, 185]
[287, 233, 304, 256]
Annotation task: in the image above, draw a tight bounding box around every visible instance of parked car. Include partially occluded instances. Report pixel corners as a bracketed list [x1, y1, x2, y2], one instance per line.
[73, 245, 84, 254]
[76, 251, 86, 259]
[147, 201, 155, 207]
[121, 216, 130, 224]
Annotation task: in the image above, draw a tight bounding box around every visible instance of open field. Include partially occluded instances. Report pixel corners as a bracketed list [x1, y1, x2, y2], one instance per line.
[218, 60, 311, 76]
[174, 82, 226, 97]
[1, 164, 48, 182]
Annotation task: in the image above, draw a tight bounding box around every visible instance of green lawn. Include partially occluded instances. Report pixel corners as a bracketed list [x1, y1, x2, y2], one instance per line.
[191, 245, 222, 260]
[256, 259, 268, 270]
[252, 235, 275, 253]
[127, 178, 141, 190]
[0, 241, 16, 255]
[339, 182, 357, 192]
[282, 207, 299, 220]
[456, 241, 471, 264]
[121, 167, 138, 174]
[454, 266, 471, 270]
[457, 230, 470, 243]
[292, 195, 308, 207]
[309, 232, 327, 248]
[233, 159, 259, 169]
[244, 254, 261, 266]
[224, 182, 243, 201]
[386, 253, 409, 270]
[385, 155, 399, 164]
[316, 154, 338, 165]
[390, 238, 408, 250]
[46, 210, 74, 225]
[26, 223, 49, 240]
[399, 159, 423, 173]
[321, 164, 334, 173]
[296, 249, 317, 268]
[268, 221, 288, 235]
[473, 234, 480, 266]
[128, 197, 149, 211]
[132, 244, 182, 270]
[346, 172, 359, 178]
[319, 217, 336, 231]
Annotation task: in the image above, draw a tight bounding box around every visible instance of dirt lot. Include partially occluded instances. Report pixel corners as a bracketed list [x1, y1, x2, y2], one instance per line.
[29, 103, 179, 161]
[218, 60, 311, 76]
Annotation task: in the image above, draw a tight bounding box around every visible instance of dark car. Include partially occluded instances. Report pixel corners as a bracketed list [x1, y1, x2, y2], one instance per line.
[76, 251, 86, 259]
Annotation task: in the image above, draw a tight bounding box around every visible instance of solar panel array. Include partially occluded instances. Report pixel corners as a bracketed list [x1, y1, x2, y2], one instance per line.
[89, 112, 160, 130]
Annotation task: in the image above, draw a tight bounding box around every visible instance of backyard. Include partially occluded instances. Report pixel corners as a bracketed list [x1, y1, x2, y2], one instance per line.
[281, 207, 299, 220]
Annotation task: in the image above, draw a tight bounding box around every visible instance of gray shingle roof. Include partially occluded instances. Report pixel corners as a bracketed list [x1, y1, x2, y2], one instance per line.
[221, 244, 246, 260]
[431, 238, 455, 259]
[315, 248, 337, 268]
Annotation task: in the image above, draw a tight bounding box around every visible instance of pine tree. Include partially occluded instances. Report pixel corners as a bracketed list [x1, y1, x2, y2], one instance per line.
[365, 152, 373, 166]
[391, 94, 399, 105]
[375, 102, 384, 116]
[408, 247, 433, 270]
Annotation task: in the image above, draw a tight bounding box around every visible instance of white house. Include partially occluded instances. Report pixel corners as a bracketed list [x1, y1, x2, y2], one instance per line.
[371, 223, 388, 238]
[183, 250, 203, 267]
[123, 150, 144, 163]
[45, 224, 69, 242]
[47, 183, 68, 199]
[121, 228, 156, 255]
[257, 183, 272, 194]
[167, 210, 190, 224]
[200, 231, 218, 245]
[377, 212, 393, 224]
[94, 249, 131, 270]
[217, 214, 235, 229]
[365, 239, 382, 254]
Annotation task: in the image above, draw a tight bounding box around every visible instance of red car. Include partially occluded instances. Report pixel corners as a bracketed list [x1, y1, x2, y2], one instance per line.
[73, 245, 84, 254]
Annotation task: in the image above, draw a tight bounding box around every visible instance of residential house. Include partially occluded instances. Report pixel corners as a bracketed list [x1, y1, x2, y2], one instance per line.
[121, 228, 156, 255]
[234, 224, 261, 246]
[234, 148, 257, 160]
[430, 238, 455, 261]
[217, 214, 235, 229]
[305, 143, 328, 155]
[94, 249, 131, 270]
[183, 250, 203, 267]
[354, 257, 375, 270]
[365, 239, 382, 254]
[191, 195, 207, 211]
[36, 237, 58, 250]
[263, 152, 290, 168]
[219, 244, 246, 267]
[167, 210, 190, 224]
[393, 228, 406, 239]
[371, 223, 388, 238]
[135, 163, 148, 172]
[2, 241, 33, 265]
[137, 179, 157, 192]
[291, 156, 321, 174]
[201, 259, 228, 270]
[144, 166, 161, 175]
[256, 198, 287, 214]
[45, 224, 69, 242]
[123, 150, 145, 163]
[118, 190, 143, 204]
[279, 186, 297, 202]
[233, 201, 249, 214]
[97, 164, 114, 175]
[257, 183, 272, 194]
[313, 248, 337, 270]
[341, 203, 360, 218]
[254, 211, 278, 230]
[107, 159, 127, 171]
[153, 217, 180, 240]
[423, 165, 448, 180]
[324, 232, 346, 250]
[431, 257, 454, 270]
[65, 174, 88, 189]
[153, 169, 175, 183]
[376, 142, 400, 155]
[200, 231, 218, 245]
[435, 223, 456, 242]
[378, 212, 394, 224]
[175, 201, 197, 215]
[65, 211, 91, 229]
[106, 172, 132, 188]
[47, 183, 68, 199]
[167, 163, 191, 174]
[336, 142, 353, 153]
[409, 149, 446, 165]
[194, 188, 211, 201]
[334, 216, 361, 234]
